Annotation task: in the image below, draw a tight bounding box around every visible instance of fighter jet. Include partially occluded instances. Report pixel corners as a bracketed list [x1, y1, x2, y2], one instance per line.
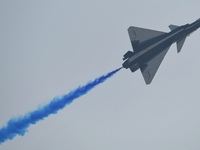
[123, 18, 200, 84]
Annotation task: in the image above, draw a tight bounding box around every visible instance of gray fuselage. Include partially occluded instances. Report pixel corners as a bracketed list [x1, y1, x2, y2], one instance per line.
[123, 19, 200, 70]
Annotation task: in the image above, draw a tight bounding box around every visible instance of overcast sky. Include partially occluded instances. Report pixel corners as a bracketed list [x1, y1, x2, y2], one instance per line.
[1, 1, 200, 150]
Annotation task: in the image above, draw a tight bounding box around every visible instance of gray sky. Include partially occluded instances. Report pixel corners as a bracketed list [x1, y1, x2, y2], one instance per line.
[1, 0, 200, 150]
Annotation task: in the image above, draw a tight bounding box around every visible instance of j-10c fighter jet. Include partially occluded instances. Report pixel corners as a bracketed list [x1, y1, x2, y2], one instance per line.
[123, 19, 200, 84]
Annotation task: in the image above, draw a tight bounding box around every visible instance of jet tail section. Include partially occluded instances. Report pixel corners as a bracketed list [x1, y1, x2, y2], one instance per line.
[139, 46, 170, 84]
[123, 51, 134, 60]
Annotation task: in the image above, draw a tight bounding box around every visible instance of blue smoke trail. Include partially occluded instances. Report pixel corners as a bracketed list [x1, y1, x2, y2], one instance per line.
[0, 67, 122, 144]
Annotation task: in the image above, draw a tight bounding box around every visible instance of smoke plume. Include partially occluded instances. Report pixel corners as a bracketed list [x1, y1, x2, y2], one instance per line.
[0, 68, 122, 144]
